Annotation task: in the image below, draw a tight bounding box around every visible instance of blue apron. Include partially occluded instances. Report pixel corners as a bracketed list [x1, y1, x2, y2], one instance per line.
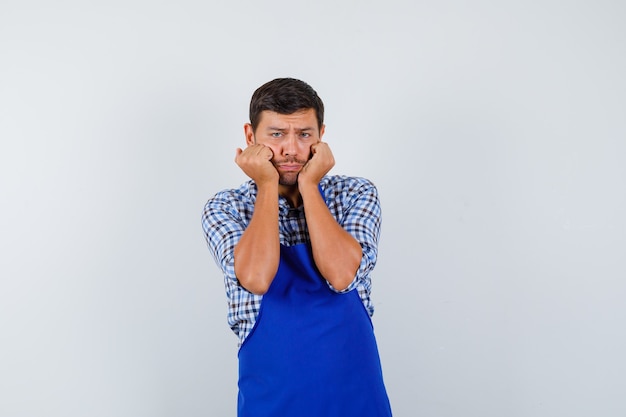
[237, 193, 392, 416]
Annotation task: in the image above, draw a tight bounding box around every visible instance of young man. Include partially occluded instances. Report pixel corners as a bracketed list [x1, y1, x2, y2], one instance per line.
[202, 78, 392, 416]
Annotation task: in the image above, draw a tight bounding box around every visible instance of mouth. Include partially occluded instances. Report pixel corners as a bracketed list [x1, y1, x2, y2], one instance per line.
[276, 162, 304, 171]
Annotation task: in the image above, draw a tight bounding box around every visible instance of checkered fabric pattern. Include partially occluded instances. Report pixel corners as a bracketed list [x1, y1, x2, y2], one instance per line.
[201, 175, 382, 346]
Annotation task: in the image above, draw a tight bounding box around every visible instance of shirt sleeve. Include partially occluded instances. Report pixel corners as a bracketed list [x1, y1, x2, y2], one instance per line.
[201, 189, 264, 345]
[201, 192, 247, 299]
[327, 178, 382, 294]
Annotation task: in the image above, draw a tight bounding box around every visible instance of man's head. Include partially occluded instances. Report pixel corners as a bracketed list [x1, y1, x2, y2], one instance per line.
[249, 78, 324, 132]
[243, 78, 327, 189]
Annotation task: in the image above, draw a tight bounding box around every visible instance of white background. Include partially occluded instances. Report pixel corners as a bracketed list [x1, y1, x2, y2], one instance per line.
[1, 1, 625, 416]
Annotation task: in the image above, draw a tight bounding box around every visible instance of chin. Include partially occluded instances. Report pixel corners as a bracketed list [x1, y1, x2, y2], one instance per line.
[278, 173, 299, 186]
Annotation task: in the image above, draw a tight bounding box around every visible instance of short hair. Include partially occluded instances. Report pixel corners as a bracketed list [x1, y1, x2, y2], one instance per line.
[249, 78, 324, 132]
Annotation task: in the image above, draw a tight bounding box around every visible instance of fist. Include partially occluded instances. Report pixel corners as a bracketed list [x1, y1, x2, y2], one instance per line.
[235, 144, 278, 185]
[298, 142, 335, 185]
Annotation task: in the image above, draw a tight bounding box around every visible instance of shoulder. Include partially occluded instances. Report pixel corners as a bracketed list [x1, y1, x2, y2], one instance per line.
[320, 175, 378, 198]
[206, 180, 256, 206]
[203, 180, 256, 219]
[320, 176, 380, 219]
[321, 175, 382, 232]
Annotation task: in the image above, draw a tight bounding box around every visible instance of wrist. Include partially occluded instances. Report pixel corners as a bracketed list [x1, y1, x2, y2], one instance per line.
[256, 178, 279, 193]
[298, 181, 323, 203]
[297, 178, 319, 192]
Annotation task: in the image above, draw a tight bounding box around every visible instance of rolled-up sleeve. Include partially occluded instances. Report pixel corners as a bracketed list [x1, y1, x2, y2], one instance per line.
[327, 178, 381, 294]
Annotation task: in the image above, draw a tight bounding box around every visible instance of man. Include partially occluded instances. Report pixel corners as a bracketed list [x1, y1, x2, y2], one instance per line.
[202, 78, 392, 416]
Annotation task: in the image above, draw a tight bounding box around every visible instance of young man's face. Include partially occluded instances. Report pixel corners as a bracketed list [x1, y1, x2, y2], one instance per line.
[245, 108, 325, 186]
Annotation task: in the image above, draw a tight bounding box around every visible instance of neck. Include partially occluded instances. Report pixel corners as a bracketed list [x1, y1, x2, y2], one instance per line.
[279, 184, 302, 208]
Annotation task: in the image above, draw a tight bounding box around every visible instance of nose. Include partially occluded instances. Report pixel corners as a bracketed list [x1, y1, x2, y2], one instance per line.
[282, 134, 297, 156]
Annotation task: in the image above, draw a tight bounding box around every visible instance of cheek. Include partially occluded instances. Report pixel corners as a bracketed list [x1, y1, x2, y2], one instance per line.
[298, 142, 313, 155]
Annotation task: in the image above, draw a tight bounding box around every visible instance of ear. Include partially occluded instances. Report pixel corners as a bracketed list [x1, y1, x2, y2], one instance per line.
[243, 123, 255, 146]
[319, 124, 326, 141]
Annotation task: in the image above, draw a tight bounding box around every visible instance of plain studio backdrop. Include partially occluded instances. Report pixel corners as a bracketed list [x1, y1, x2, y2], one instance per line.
[1, 1, 625, 416]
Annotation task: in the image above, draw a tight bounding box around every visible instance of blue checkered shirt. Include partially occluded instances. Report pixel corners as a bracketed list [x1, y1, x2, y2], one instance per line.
[201, 175, 382, 346]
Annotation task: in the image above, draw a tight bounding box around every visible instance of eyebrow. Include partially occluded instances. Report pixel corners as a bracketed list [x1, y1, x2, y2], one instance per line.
[266, 126, 314, 132]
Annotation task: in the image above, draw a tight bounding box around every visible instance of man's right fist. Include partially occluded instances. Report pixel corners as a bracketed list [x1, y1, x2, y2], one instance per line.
[235, 144, 279, 185]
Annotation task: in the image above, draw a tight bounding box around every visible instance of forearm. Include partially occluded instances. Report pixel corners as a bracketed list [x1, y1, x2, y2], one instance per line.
[234, 183, 280, 294]
[300, 183, 362, 291]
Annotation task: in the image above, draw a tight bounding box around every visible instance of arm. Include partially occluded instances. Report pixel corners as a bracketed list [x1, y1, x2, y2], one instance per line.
[298, 143, 362, 291]
[232, 144, 281, 295]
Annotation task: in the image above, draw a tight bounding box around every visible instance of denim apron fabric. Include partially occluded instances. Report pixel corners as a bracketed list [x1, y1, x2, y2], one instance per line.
[237, 191, 392, 416]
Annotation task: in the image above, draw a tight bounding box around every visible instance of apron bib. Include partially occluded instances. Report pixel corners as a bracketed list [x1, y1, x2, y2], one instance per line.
[237, 233, 392, 416]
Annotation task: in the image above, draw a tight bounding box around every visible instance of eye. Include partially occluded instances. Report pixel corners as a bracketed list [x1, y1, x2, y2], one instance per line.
[300, 132, 311, 139]
[271, 132, 283, 138]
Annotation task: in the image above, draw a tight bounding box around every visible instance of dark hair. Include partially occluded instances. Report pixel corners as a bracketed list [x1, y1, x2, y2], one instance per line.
[249, 78, 324, 132]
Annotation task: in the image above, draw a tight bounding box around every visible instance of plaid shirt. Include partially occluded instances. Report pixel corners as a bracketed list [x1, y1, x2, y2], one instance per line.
[201, 175, 382, 346]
